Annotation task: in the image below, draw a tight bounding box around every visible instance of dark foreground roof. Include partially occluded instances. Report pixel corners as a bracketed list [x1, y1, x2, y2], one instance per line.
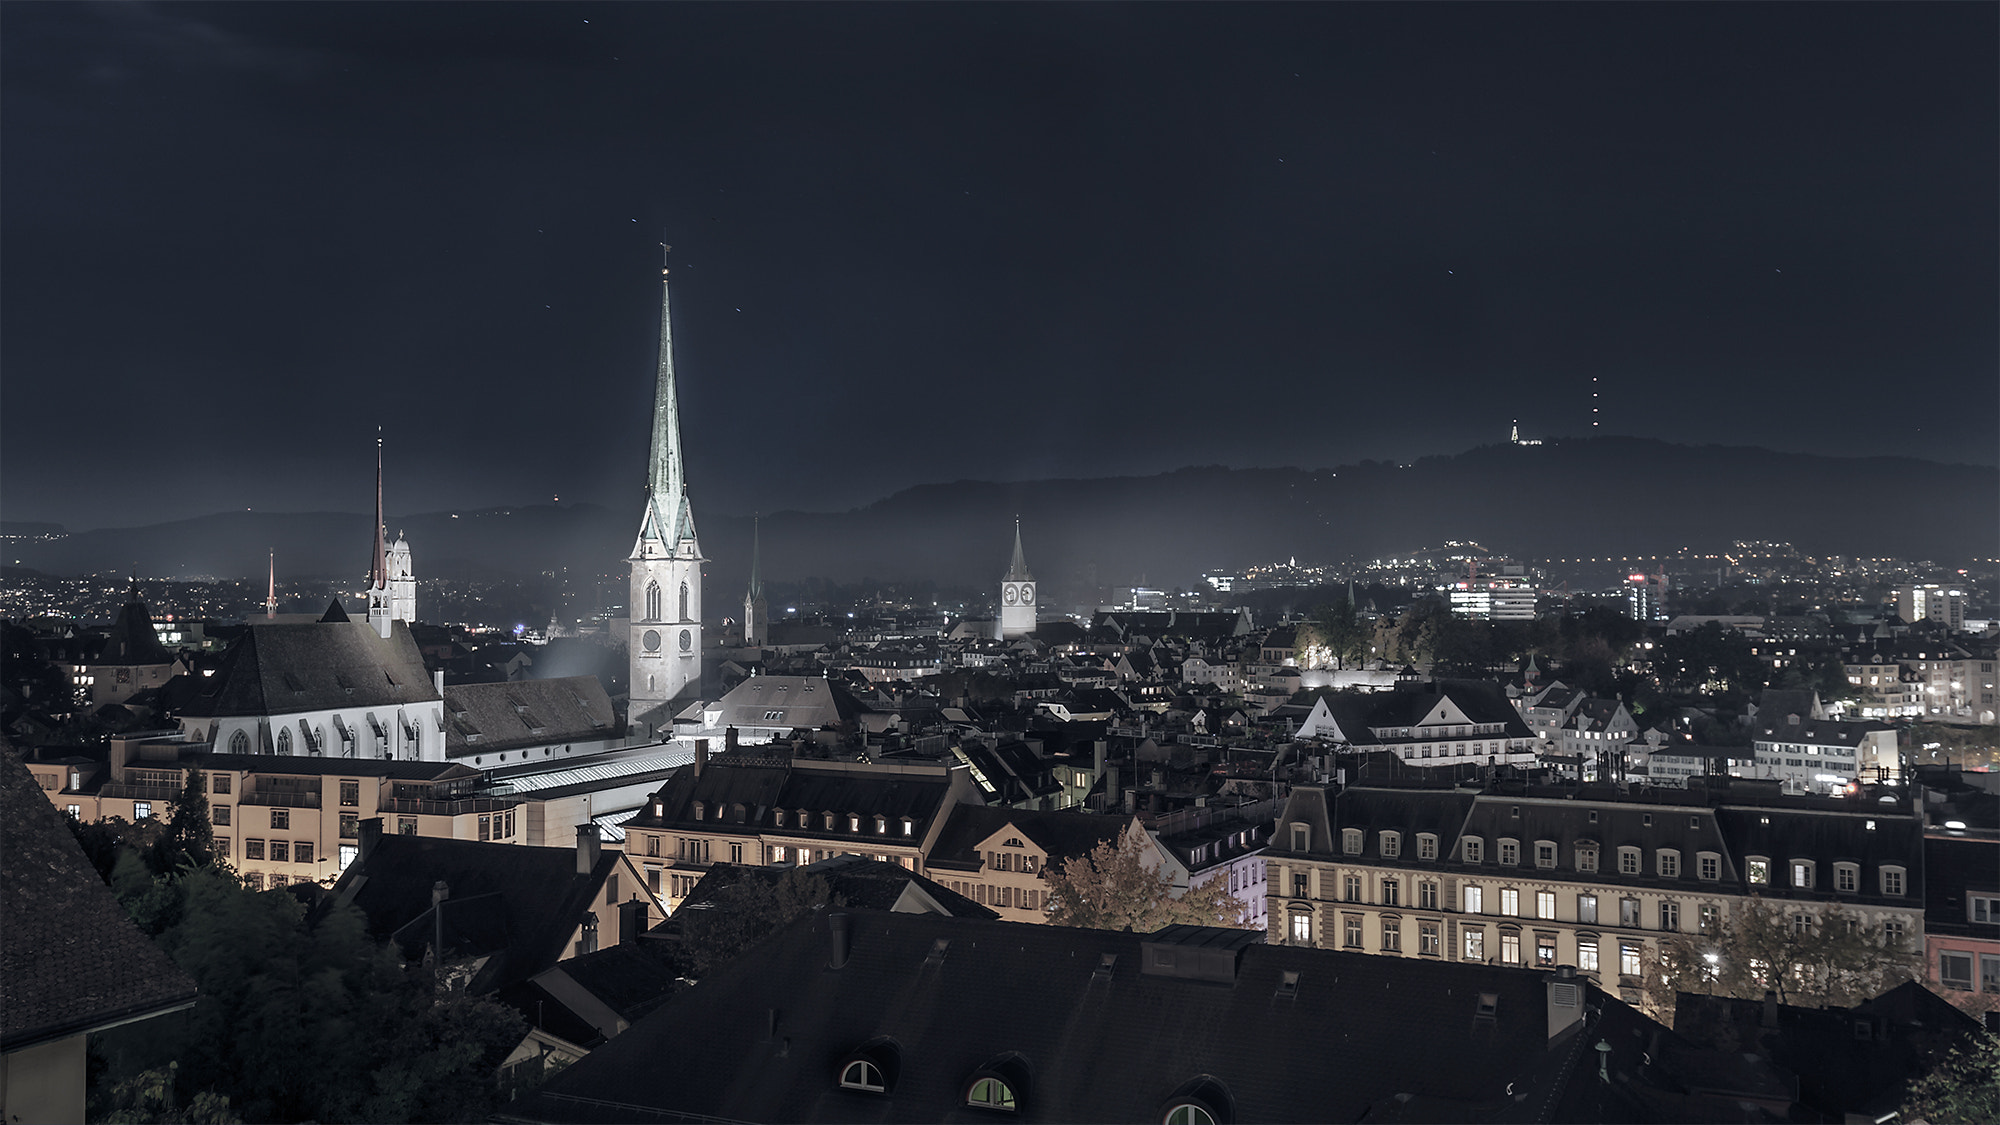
[504, 909, 1768, 1124]
[1, 744, 197, 1052]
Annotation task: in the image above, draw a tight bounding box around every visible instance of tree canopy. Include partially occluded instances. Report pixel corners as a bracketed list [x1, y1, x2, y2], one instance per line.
[1643, 896, 1921, 1016]
[1043, 831, 1242, 932]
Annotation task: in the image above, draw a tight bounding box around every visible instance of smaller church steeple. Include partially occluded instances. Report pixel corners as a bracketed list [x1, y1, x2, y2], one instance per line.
[997, 517, 1037, 640]
[744, 514, 767, 646]
[266, 550, 278, 619]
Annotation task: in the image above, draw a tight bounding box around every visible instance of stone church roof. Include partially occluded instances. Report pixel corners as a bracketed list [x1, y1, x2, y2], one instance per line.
[179, 620, 438, 719]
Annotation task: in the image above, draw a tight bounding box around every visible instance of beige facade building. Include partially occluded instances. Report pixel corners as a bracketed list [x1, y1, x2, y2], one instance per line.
[1266, 784, 1925, 1012]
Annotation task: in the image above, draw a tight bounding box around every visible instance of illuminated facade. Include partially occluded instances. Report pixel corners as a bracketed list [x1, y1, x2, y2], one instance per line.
[628, 253, 704, 730]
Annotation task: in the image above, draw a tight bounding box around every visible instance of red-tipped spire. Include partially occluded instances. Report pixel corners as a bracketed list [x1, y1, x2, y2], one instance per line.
[368, 430, 388, 589]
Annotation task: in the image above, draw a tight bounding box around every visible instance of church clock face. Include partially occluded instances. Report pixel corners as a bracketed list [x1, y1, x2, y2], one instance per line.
[679, 629, 692, 652]
[642, 629, 661, 653]
[1019, 585, 1034, 605]
[1002, 584, 1018, 606]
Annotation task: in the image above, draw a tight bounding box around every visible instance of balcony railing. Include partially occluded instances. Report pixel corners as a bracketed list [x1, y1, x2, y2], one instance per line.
[98, 782, 182, 802]
[384, 796, 518, 817]
[240, 789, 323, 808]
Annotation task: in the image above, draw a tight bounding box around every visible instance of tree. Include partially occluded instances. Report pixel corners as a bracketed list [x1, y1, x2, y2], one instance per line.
[1643, 897, 1921, 1016]
[1044, 831, 1242, 932]
[1902, 1030, 2000, 1125]
[678, 869, 845, 977]
[1304, 599, 1369, 670]
[157, 765, 214, 872]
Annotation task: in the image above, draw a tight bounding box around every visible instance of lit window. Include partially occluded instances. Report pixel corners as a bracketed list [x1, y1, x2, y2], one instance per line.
[134, 801, 153, 820]
[1747, 858, 1770, 885]
[1463, 886, 1483, 914]
[967, 1078, 1015, 1111]
[1791, 861, 1814, 889]
[1289, 912, 1312, 945]
[1577, 935, 1599, 972]
[1500, 888, 1519, 916]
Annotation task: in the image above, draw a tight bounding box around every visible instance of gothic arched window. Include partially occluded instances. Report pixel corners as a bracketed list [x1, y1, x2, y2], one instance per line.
[229, 729, 250, 755]
[276, 728, 293, 755]
[679, 582, 690, 622]
[645, 581, 661, 622]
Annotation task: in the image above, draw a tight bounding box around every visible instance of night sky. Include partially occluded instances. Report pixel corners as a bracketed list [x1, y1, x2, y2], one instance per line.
[4, 2, 1994, 532]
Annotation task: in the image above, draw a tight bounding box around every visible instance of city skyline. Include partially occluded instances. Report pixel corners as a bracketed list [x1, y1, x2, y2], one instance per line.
[3, 3, 1995, 531]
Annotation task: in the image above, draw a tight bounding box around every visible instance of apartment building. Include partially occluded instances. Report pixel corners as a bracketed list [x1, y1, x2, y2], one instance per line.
[1265, 783, 1925, 1011]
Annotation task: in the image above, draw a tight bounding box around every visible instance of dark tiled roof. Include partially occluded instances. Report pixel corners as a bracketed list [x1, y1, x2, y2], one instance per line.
[680, 856, 996, 919]
[506, 909, 1715, 1124]
[1, 744, 197, 1051]
[93, 599, 172, 666]
[330, 834, 620, 994]
[1922, 834, 2000, 939]
[443, 676, 617, 754]
[926, 804, 1128, 871]
[179, 620, 438, 718]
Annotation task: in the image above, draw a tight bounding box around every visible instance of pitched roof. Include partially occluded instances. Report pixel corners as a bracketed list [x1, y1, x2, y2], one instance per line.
[1, 744, 197, 1052]
[179, 620, 438, 719]
[926, 804, 1128, 871]
[93, 598, 172, 666]
[329, 833, 620, 994]
[506, 910, 1724, 1124]
[443, 676, 617, 755]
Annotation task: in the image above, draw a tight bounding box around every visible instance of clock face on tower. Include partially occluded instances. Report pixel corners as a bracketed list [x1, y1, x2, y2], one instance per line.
[1019, 585, 1034, 605]
[1002, 584, 1018, 606]
[642, 629, 661, 653]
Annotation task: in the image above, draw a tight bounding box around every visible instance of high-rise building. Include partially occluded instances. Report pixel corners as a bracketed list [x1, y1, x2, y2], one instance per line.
[1624, 571, 1668, 622]
[628, 251, 704, 729]
[996, 520, 1037, 640]
[1896, 585, 1966, 631]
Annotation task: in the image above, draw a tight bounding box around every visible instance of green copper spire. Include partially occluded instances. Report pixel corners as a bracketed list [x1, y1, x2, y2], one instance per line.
[746, 515, 763, 600]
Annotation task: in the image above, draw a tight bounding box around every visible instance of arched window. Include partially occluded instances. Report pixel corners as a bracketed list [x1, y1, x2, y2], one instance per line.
[228, 729, 250, 755]
[679, 581, 690, 621]
[967, 1078, 1015, 1111]
[1166, 1106, 1216, 1125]
[840, 1061, 885, 1093]
[645, 581, 661, 622]
[276, 728, 293, 755]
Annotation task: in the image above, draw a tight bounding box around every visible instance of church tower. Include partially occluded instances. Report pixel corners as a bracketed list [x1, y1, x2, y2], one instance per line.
[996, 518, 1037, 640]
[743, 515, 767, 647]
[628, 247, 704, 729]
[365, 433, 415, 638]
[387, 531, 416, 625]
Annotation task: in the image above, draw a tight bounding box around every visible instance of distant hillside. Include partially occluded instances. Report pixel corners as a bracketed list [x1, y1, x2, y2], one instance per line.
[8, 438, 1993, 595]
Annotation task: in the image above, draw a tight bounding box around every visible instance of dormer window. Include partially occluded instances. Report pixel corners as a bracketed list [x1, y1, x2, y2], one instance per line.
[1416, 833, 1438, 861]
[1498, 839, 1520, 866]
[902, 817, 914, 837]
[1534, 841, 1557, 869]
[1290, 823, 1310, 852]
[849, 814, 861, 832]
[840, 1061, 886, 1093]
[1617, 847, 1641, 876]
[1341, 829, 1363, 856]
[1790, 860, 1815, 889]
[875, 815, 888, 834]
[774, 809, 786, 827]
[692, 801, 706, 821]
[1657, 850, 1680, 879]
[1462, 837, 1484, 864]
[1379, 831, 1401, 858]
[967, 1078, 1016, 1111]
[1576, 845, 1598, 873]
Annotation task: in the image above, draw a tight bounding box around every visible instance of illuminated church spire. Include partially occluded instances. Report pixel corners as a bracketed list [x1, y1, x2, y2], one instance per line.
[744, 515, 767, 646]
[627, 243, 705, 726]
[997, 517, 1037, 640]
[266, 550, 278, 619]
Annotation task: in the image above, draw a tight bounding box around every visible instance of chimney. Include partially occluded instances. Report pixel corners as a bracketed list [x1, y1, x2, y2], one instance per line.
[1760, 990, 1779, 1029]
[1547, 965, 1584, 1041]
[725, 726, 740, 752]
[434, 668, 445, 694]
[617, 898, 649, 944]
[432, 879, 449, 982]
[577, 823, 602, 875]
[828, 911, 852, 969]
[695, 738, 710, 777]
[358, 816, 384, 862]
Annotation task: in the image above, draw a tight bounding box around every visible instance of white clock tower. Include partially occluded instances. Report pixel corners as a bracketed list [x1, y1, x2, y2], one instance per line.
[996, 518, 1037, 640]
[628, 248, 704, 731]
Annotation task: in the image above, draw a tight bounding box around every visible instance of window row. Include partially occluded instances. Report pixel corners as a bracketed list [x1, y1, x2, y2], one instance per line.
[1744, 856, 1905, 896]
[228, 838, 318, 864]
[836, 1044, 1231, 1123]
